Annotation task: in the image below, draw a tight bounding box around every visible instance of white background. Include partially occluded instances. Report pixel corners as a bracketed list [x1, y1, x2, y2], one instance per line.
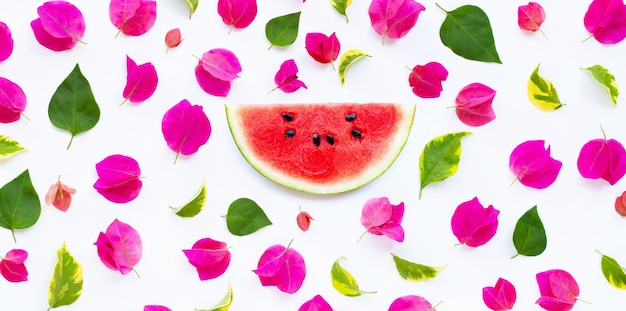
[2, 0, 626, 310]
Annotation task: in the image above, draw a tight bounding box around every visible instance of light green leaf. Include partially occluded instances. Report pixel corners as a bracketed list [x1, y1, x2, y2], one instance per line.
[265, 12, 301, 49]
[512, 205, 547, 258]
[392, 253, 446, 282]
[0, 135, 26, 160]
[331, 257, 376, 297]
[195, 284, 233, 311]
[171, 181, 206, 218]
[0, 169, 40, 242]
[48, 63, 100, 149]
[338, 49, 371, 87]
[225, 198, 272, 236]
[48, 242, 83, 310]
[330, 0, 352, 22]
[582, 64, 619, 106]
[184, 0, 199, 18]
[419, 132, 471, 199]
[436, 3, 502, 64]
[528, 63, 563, 111]
[598, 250, 626, 289]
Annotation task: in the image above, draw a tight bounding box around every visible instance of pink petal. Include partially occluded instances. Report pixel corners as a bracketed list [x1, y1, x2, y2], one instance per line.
[297, 211, 314, 231]
[0, 259, 28, 282]
[217, 0, 258, 29]
[368, 0, 425, 40]
[367, 202, 405, 242]
[510, 140, 562, 189]
[0, 22, 13, 62]
[361, 197, 393, 230]
[0, 77, 27, 123]
[109, 0, 141, 29]
[584, 0, 626, 44]
[4, 249, 28, 264]
[252, 244, 289, 277]
[144, 306, 171, 311]
[254, 244, 306, 294]
[47, 181, 75, 212]
[161, 99, 212, 159]
[483, 278, 516, 311]
[299, 295, 333, 311]
[94, 232, 118, 271]
[38, 1, 85, 40]
[104, 219, 142, 275]
[30, 18, 77, 51]
[408, 61, 448, 98]
[577, 139, 610, 180]
[536, 269, 578, 311]
[183, 238, 231, 281]
[123, 55, 158, 103]
[388, 295, 434, 311]
[112, 0, 157, 36]
[305, 32, 340, 64]
[455, 82, 496, 127]
[200, 48, 241, 81]
[45, 184, 59, 206]
[93, 154, 142, 203]
[604, 139, 626, 184]
[275, 59, 307, 93]
[165, 28, 182, 48]
[518, 2, 546, 31]
[451, 197, 499, 247]
[195, 62, 232, 97]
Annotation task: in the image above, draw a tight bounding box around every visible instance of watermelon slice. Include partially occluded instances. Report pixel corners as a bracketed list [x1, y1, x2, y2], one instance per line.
[225, 103, 415, 194]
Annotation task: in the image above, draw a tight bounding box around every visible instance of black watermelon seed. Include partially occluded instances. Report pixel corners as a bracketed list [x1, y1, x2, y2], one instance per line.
[285, 129, 295, 138]
[312, 134, 321, 146]
[282, 113, 294, 122]
[351, 129, 363, 139]
[345, 113, 356, 122]
[326, 134, 335, 145]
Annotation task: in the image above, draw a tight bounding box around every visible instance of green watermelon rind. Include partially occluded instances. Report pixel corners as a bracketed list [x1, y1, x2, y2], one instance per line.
[225, 103, 416, 194]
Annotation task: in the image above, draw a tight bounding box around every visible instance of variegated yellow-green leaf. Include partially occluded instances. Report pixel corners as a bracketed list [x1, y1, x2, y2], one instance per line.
[184, 0, 199, 18]
[330, 0, 352, 22]
[391, 253, 446, 282]
[597, 250, 626, 289]
[196, 284, 233, 311]
[582, 64, 619, 106]
[528, 63, 563, 111]
[48, 242, 83, 310]
[419, 132, 471, 199]
[338, 49, 371, 87]
[331, 257, 376, 297]
[0, 135, 26, 160]
[170, 181, 206, 218]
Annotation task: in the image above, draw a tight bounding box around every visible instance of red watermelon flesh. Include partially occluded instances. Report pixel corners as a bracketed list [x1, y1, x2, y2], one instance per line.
[226, 103, 415, 194]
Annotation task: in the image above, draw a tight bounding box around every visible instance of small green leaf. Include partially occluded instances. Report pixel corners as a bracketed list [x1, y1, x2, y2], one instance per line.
[528, 63, 563, 111]
[598, 250, 626, 289]
[512, 205, 547, 258]
[338, 49, 371, 87]
[582, 64, 619, 106]
[391, 253, 446, 282]
[0, 169, 40, 242]
[436, 3, 502, 64]
[171, 181, 206, 218]
[0, 135, 26, 160]
[48, 63, 100, 149]
[265, 11, 301, 49]
[184, 0, 199, 18]
[331, 257, 376, 297]
[419, 132, 471, 199]
[48, 242, 83, 310]
[195, 284, 233, 311]
[330, 0, 352, 22]
[225, 198, 272, 236]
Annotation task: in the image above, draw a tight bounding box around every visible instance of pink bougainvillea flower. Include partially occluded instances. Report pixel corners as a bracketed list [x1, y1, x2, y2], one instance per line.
[161, 99, 212, 163]
[510, 140, 562, 189]
[483, 278, 516, 311]
[536, 269, 580, 311]
[45, 178, 76, 212]
[577, 135, 626, 185]
[297, 209, 314, 231]
[0, 77, 27, 123]
[94, 219, 142, 275]
[388, 295, 435, 311]
[144, 306, 171, 311]
[109, 0, 157, 37]
[122, 55, 158, 105]
[0, 249, 28, 283]
[30, 1, 86, 51]
[165, 28, 182, 51]
[359, 197, 405, 242]
[518, 2, 546, 34]
[455, 82, 496, 127]
[0, 22, 13, 62]
[299, 294, 333, 311]
[93, 154, 142, 203]
[200, 48, 241, 81]
[451, 197, 499, 247]
[271, 59, 307, 93]
[183, 238, 231, 281]
[368, 0, 426, 43]
[408, 61, 448, 98]
[252, 242, 306, 294]
[217, 0, 258, 30]
[584, 0, 626, 44]
[305, 32, 340, 68]
[615, 190, 626, 216]
[195, 63, 231, 97]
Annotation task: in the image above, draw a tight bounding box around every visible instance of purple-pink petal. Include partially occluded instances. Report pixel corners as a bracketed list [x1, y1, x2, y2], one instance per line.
[38, 1, 85, 40]
[217, 0, 258, 29]
[93, 154, 142, 203]
[161, 99, 212, 159]
[368, 202, 405, 242]
[455, 82, 496, 127]
[103, 219, 142, 275]
[578, 138, 626, 185]
[0, 22, 13, 62]
[510, 140, 562, 189]
[113, 0, 156, 36]
[388, 295, 434, 311]
[200, 48, 241, 81]
[275, 59, 307, 93]
[368, 0, 425, 40]
[536, 269, 579, 311]
[584, 0, 626, 44]
[299, 295, 333, 311]
[0, 77, 27, 123]
[123, 55, 158, 103]
[183, 238, 231, 281]
[0, 249, 28, 283]
[30, 18, 77, 51]
[144, 306, 171, 311]
[451, 197, 499, 247]
[483, 278, 516, 311]
[195, 62, 232, 97]
[305, 32, 340, 64]
[361, 197, 393, 230]
[94, 232, 118, 271]
[109, 0, 141, 28]
[518, 2, 546, 32]
[408, 61, 448, 98]
[254, 244, 306, 294]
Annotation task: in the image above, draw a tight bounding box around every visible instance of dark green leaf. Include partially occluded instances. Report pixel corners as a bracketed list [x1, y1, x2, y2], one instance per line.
[171, 181, 206, 218]
[265, 12, 301, 49]
[512, 205, 546, 258]
[48, 63, 100, 149]
[226, 198, 272, 236]
[331, 257, 375, 297]
[0, 169, 40, 242]
[48, 242, 83, 310]
[598, 250, 626, 289]
[419, 132, 471, 199]
[391, 253, 446, 282]
[436, 3, 502, 64]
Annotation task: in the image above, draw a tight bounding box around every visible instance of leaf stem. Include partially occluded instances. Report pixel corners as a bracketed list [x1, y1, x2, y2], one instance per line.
[511, 253, 520, 259]
[268, 44, 274, 51]
[174, 151, 180, 165]
[20, 112, 31, 121]
[434, 2, 448, 13]
[132, 267, 141, 279]
[330, 62, 336, 71]
[581, 34, 594, 43]
[11, 229, 16, 243]
[66, 135, 74, 150]
[538, 28, 548, 40]
[431, 301, 444, 310]
[119, 98, 129, 107]
[357, 230, 368, 243]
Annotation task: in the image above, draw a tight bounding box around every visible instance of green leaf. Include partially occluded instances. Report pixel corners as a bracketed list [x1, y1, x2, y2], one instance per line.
[330, 0, 352, 22]
[512, 205, 547, 258]
[184, 0, 199, 18]
[419, 132, 471, 199]
[48, 63, 100, 149]
[171, 181, 206, 218]
[331, 257, 376, 297]
[48, 242, 83, 310]
[436, 3, 501, 64]
[265, 12, 301, 49]
[528, 63, 563, 111]
[338, 49, 371, 87]
[225, 198, 272, 236]
[582, 64, 619, 106]
[195, 284, 233, 311]
[597, 250, 626, 289]
[0, 135, 26, 160]
[0, 169, 40, 242]
[391, 253, 446, 282]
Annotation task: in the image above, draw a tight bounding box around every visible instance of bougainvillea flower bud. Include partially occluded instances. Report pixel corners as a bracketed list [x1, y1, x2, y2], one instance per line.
[615, 190, 626, 216]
